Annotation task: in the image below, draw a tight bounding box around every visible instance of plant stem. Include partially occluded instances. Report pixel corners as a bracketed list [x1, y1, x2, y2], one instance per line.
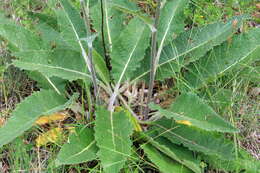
[144, 0, 161, 119]
[81, 0, 100, 104]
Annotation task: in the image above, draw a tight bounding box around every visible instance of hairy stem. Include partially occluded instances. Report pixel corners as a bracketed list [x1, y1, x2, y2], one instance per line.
[144, 0, 161, 119]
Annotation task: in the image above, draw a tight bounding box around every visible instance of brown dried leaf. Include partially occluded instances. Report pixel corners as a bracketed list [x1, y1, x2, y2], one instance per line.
[35, 112, 67, 125]
[35, 127, 63, 147]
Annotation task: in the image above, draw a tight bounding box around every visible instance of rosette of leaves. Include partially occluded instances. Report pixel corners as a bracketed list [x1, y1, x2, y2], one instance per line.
[0, 0, 259, 172]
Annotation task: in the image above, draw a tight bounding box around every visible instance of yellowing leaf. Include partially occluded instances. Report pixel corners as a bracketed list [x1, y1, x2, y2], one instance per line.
[66, 126, 76, 133]
[35, 112, 67, 125]
[115, 107, 142, 132]
[176, 120, 192, 126]
[125, 111, 142, 132]
[36, 128, 63, 147]
[114, 106, 123, 112]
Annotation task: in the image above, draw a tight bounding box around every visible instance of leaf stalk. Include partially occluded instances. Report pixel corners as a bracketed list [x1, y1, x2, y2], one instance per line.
[81, 0, 100, 104]
[144, 0, 161, 119]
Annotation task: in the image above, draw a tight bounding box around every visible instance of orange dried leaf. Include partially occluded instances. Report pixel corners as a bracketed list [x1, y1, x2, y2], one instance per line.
[0, 118, 5, 127]
[35, 112, 67, 125]
[176, 120, 192, 126]
[36, 128, 63, 147]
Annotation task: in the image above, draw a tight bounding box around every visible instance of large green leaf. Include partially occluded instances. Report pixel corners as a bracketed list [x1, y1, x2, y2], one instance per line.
[0, 90, 78, 148]
[36, 22, 110, 83]
[150, 93, 238, 132]
[12, 49, 90, 81]
[0, 1, 109, 84]
[47, 0, 78, 49]
[147, 0, 188, 84]
[0, 15, 68, 91]
[143, 132, 201, 173]
[91, 0, 125, 51]
[59, 0, 110, 83]
[108, 18, 150, 108]
[27, 12, 58, 29]
[157, 0, 188, 46]
[154, 118, 236, 160]
[36, 22, 73, 50]
[56, 127, 98, 166]
[56, 0, 109, 83]
[134, 17, 246, 82]
[142, 143, 192, 173]
[53, 8, 80, 50]
[12, 48, 109, 84]
[94, 107, 133, 173]
[111, 18, 150, 82]
[202, 149, 260, 173]
[27, 71, 67, 93]
[0, 16, 44, 50]
[110, 1, 153, 29]
[184, 28, 260, 89]
[59, 0, 86, 49]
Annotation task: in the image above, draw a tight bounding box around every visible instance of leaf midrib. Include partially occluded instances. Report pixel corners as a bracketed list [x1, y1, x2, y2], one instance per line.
[157, 125, 229, 157]
[64, 140, 96, 161]
[156, 0, 181, 61]
[13, 61, 92, 79]
[219, 45, 260, 74]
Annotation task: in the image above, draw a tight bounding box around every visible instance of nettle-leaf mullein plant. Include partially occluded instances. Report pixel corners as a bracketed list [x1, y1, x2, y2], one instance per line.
[0, 0, 260, 172]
